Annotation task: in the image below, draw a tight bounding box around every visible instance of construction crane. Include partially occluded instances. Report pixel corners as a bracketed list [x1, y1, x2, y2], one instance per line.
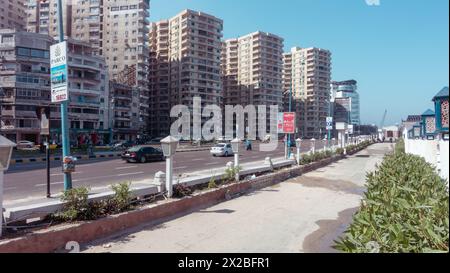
[378, 110, 387, 141]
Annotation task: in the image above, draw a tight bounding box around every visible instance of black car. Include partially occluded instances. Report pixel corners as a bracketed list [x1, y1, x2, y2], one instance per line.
[121, 146, 164, 163]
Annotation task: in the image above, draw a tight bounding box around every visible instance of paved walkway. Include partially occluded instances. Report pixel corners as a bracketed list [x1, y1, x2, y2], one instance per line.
[83, 143, 393, 253]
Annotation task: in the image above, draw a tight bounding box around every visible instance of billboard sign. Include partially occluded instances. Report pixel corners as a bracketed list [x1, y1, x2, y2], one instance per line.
[278, 112, 296, 134]
[348, 124, 354, 135]
[326, 117, 333, 130]
[50, 41, 69, 103]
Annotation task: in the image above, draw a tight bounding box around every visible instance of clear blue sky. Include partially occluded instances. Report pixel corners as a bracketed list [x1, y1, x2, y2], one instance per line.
[150, 0, 449, 126]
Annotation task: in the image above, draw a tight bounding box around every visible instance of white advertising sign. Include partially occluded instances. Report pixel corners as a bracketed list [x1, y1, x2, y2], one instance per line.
[348, 124, 354, 135]
[50, 41, 69, 103]
[326, 117, 333, 130]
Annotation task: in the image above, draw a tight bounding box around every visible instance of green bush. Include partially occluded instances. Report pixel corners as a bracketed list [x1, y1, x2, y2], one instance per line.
[334, 153, 449, 253]
[223, 166, 242, 183]
[110, 182, 133, 212]
[208, 175, 218, 189]
[58, 187, 99, 221]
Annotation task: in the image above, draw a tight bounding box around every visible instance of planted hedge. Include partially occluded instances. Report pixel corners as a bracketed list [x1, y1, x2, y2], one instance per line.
[335, 150, 449, 253]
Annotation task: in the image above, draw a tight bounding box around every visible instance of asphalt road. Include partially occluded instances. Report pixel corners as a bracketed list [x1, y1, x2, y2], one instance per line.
[3, 140, 330, 202]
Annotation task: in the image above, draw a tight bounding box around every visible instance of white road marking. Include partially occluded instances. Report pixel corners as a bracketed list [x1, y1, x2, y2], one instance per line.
[205, 162, 218, 166]
[34, 181, 64, 187]
[4, 186, 17, 191]
[117, 172, 144, 177]
[51, 171, 83, 176]
[115, 166, 138, 170]
[192, 158, 203, 161]
[174, 166, 188, 170]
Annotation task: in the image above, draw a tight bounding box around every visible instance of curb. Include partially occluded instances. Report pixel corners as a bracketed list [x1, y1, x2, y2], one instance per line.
[0, 145, 375, 253]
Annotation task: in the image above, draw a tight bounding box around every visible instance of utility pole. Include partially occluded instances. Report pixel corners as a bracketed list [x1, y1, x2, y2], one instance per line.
[57, 0, 72, 190]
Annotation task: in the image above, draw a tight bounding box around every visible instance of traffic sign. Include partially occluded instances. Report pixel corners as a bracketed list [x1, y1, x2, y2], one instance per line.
[50, 41, 69, 103]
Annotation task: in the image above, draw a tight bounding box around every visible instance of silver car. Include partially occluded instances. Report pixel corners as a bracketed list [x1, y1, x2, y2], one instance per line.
[210, 143, 234, 157]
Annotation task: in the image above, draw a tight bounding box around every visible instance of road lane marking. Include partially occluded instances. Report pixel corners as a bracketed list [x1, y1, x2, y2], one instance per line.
[205, 162, 218, 166]
[192, 158, 203, 161]
[174, 166, 188, 170]
[4, 186, 17, 191]
[51, 172, 83, 176]
[117, 172, 144, 177]
[35, 181, 64, 187]
[115, 166, 138, 170]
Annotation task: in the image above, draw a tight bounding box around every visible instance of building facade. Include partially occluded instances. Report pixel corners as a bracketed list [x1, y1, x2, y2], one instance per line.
[109, 81, 139, 141]
[26, 0, 72, 38]
[331, 80, 360, 126]
[26, 0, 150, 134]
[0, 30, 110, 144]
[0, 0, 26, 30]
[222, 32, 284, 107]
[283, 47, 332, 139]
[222, 31, 284, 136]
[149, 10, 223, 138]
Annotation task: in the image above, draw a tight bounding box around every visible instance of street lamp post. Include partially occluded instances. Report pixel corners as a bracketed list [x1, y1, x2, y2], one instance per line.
[310, 138, 316, 155]
[0, 135, 15, 237]
[295, 138, 301, 165]
[231, 138, 240, 182]
[323, 138, 327, 152]
[160, 136, 179, 198]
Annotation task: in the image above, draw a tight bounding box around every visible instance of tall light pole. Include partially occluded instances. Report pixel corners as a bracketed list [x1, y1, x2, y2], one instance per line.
[56, 0, 72, 190]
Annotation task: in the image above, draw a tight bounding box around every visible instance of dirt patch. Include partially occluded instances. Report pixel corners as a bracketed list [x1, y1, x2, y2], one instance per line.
[288, 176, 366, 196]
[302, 207, 359, 253]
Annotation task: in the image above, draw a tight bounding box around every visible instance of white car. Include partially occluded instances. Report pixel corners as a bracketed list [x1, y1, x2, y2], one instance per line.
[16, 140, 36, 150]
[210, 143, 234, 157]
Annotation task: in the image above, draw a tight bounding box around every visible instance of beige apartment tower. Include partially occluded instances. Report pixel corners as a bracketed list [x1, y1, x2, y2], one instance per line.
[0, 0, 26, 30]
[149, 10, 223, 137]
[222, 31, 284, 136]
[222, 32, 284, 107]
[283, 47, 332, 139]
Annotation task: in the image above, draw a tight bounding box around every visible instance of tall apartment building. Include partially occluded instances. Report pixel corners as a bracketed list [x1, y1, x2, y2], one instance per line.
[26, 0, 151, 134]
[0, 30, 110, 144]
[109, 81, 140, 141]
[222, 32, 284, 136]
[0, 0, 26, 30]
[283, 47, 332, 139]
[149, 20, 170, 137]
[26, 0, 72, 38]
[222, 32, 284, 107]
[149, 10, 223, 138]
[331, 80, 360, 126]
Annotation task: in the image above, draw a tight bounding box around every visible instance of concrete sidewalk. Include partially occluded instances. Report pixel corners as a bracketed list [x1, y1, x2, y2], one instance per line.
[82, 143, 392, 253]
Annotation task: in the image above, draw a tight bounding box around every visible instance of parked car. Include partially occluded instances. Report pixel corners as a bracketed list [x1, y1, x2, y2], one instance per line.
[16, 140, 36, 150]
[121, 146, 164, 163]
[210, 143, 234, 157]
[112, 140, 135, 150]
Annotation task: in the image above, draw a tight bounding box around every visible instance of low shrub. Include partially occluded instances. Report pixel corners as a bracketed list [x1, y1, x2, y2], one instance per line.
[334, 152, 449, 253]
[110, 182, 133, 212]
[57, 187, 99, 221]
[208, 175, 218, 189]
[223, 166, 242, 183]
[173, 183, 193, 198]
